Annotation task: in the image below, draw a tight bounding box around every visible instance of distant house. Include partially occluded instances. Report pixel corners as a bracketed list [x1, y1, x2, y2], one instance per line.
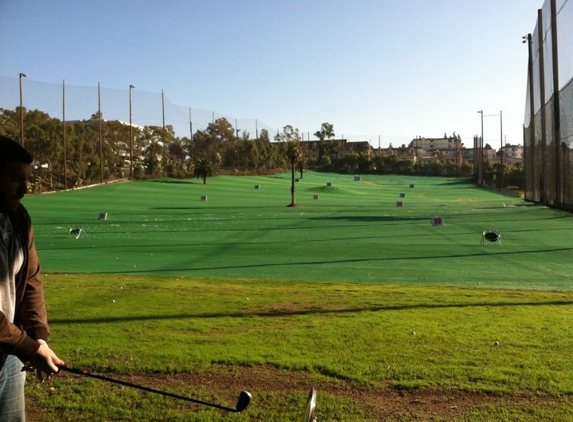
[300, 135, 520, 167]
[408, 136, 463, 152]
[408, 136, 464, 164]
[346, 141, 372, 155]
[499, 144, 524, 163]
[406, 136, 519, 165]
[483, 144, 498, 161]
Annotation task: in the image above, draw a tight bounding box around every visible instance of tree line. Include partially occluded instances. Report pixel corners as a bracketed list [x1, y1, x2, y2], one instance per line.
[0, 107, 523, 192]
[0, 107, 297, 189]
[318, 150, 524, 190]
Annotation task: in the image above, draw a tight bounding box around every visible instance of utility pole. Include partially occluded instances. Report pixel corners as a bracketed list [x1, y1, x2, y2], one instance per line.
[129, 84, 135, 178]
[477, 110, 484, 186]
[63, 80, 68, 190]
[500, 110, 503, 189]
[98, 82, 103, 184]
[19, 73, 27, 146]
[162, 89, 166, 174]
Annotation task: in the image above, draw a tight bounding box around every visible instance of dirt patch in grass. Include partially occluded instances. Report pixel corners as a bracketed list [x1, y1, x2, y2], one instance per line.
[27, 365, 563, 421]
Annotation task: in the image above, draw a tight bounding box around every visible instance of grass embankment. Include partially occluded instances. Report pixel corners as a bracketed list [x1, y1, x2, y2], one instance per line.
[30, 275, 573, 421]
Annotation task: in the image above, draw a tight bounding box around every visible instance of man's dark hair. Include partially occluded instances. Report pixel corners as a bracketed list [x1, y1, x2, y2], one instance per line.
[0, 135, 33, 171]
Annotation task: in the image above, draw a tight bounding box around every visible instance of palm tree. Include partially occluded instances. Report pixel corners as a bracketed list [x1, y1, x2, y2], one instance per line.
[314, 122, 335, 161]
[194, 158, 215, 184]
[286, 140, 303, 207]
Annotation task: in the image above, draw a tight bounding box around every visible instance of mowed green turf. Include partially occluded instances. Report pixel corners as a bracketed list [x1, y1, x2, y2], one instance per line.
[23, 172, 573, 290]
[29, 274, 573, 421]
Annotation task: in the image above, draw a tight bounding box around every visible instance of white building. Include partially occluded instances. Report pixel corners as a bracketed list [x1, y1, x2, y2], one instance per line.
[408, 136, 463, 151]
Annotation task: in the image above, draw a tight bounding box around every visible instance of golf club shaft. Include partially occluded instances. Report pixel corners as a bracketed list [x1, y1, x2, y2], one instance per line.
[58, 365, 241, 412]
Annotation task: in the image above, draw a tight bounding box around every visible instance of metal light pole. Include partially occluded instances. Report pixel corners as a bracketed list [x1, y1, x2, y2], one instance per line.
[98, 82, 103, 183]
[550, 0, 561, 206]
[523, 33, 535, 200]
[129, 84, 135, 178]
[189, 107, 194, 162]
[162, 89, 166, 174]
[500, 110, 503, 189]
[19, 73, 27, 146]
[235, 118, 240, 170]
[63, 80, 68, 190]
[477, 110, 484, 186]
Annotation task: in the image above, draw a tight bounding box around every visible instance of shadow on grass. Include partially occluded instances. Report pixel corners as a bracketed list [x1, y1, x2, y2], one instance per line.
[423, 178, 471, 184]
[49, 299, 573, 325]
[311, 216, 432, 222]
[51, 224, 450, 240]
[146, 179, 199, 185]
[311, 211, 572, 224]
[73, 246, 573, 274]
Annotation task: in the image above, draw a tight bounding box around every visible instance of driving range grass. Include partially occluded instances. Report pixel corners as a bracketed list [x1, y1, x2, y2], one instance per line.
[20, 172, 573, 420]
[23, 172, 573, 290]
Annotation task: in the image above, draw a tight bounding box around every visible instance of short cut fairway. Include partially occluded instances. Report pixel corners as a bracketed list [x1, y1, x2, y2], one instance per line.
[24, 172, 573, 290]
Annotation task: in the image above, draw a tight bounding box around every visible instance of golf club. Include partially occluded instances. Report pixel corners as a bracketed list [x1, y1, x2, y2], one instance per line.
[302, 387, 317, 422]
[57, 365, 251, 413]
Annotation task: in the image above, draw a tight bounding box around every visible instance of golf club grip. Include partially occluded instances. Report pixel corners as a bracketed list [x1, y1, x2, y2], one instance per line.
[57, 365, 239, 412]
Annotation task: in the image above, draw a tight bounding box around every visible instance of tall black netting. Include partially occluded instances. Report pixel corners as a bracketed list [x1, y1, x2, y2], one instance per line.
[524, 0, 573, 209]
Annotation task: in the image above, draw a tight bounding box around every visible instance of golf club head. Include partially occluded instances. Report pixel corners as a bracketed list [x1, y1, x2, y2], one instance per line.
[235, 391, 252, 412]
[302, 387, 317, 422]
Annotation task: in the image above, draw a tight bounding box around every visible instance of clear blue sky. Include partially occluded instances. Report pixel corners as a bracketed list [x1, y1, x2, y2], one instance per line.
[0, 0, 542, 148]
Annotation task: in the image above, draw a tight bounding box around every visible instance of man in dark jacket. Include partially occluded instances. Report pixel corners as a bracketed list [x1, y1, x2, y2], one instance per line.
[0, 135, 64, 420]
